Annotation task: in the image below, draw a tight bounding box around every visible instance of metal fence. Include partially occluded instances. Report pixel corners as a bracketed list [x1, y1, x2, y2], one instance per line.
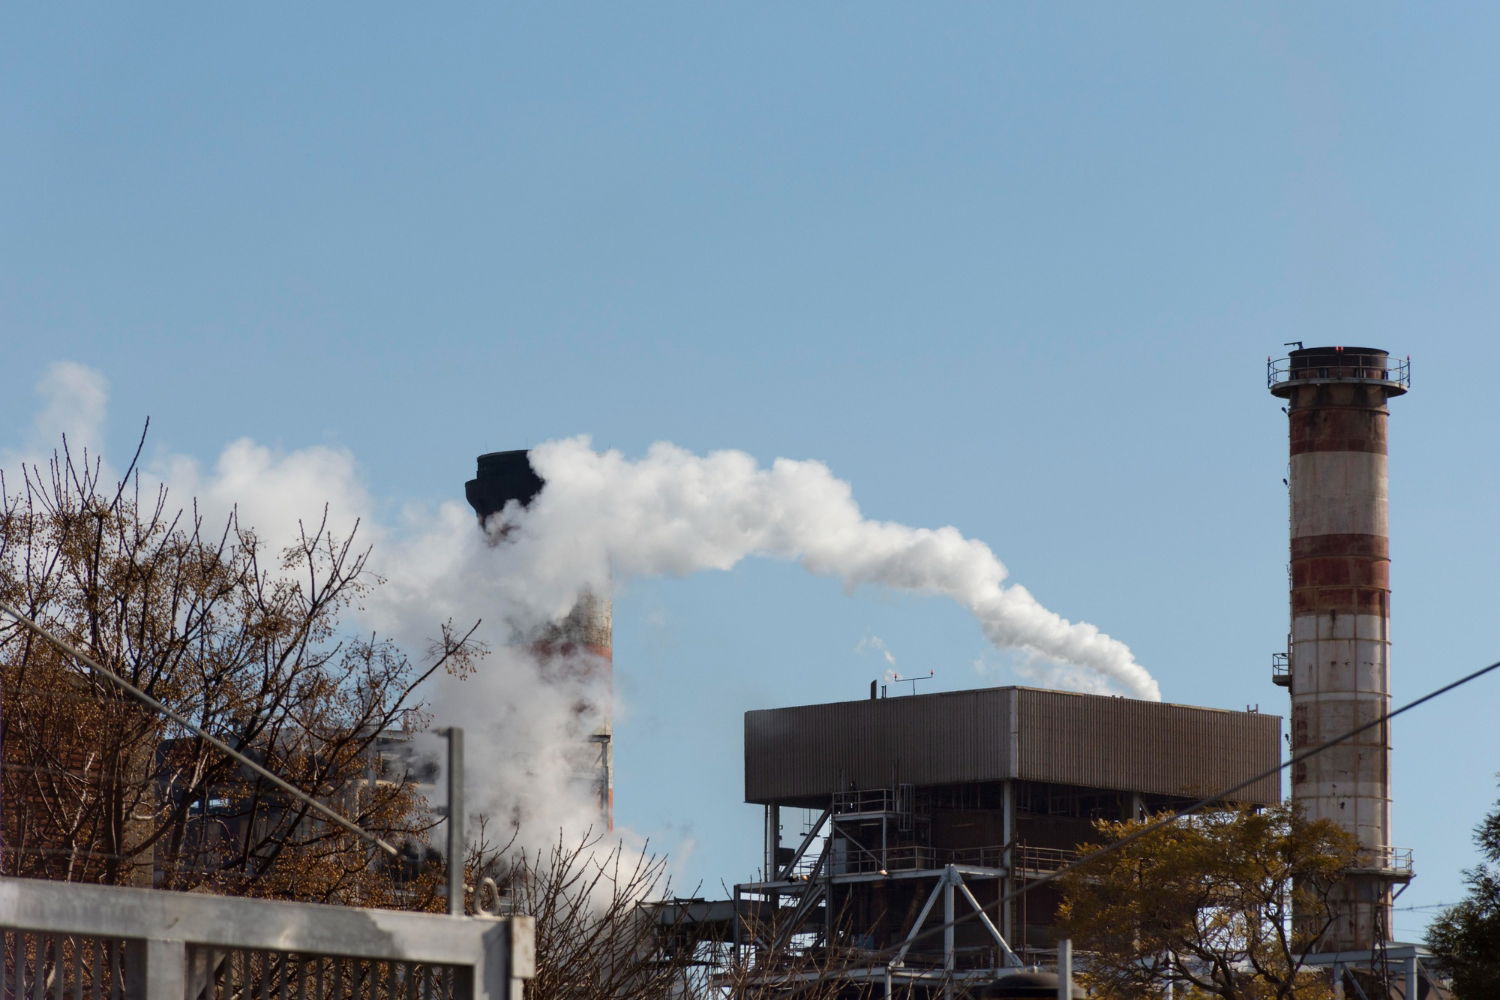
[0, 878, 533, 1000]
[1352, 845, 1414, 877]
[1266, 351, 1411, 391]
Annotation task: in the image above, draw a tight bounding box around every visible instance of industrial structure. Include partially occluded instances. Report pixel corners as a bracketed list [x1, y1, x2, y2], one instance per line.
[459, 351, 1440, 995]
[1268, 347, 1413, 954]
[683, 346, 1435, 996]
[465, 450, 614, 825]
[728, 686, 1281, 996]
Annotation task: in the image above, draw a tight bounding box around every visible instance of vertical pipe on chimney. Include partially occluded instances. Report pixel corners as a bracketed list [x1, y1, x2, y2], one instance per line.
[1270, 347, 1408, 952]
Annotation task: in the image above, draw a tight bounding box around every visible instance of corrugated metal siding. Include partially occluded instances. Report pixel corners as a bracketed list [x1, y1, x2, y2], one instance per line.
[882, 687, 1011, 787]
[743, 689, 1011, 803]
[1014, 690, 1281, 805]
[744, 687, 1281, 806]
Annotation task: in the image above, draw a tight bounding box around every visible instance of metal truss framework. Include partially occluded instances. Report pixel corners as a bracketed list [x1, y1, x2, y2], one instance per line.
[730, 788, 1074, 998]
[1301, 944, 1445, 1000]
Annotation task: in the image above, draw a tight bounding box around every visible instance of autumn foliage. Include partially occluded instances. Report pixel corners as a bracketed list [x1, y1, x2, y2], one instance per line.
[1056, 805, 1360, 1000]
[0, 442, 480, 905]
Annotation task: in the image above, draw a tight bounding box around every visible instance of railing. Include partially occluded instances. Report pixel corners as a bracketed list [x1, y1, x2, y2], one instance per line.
[0, 877, 533, 1000]
[834, 845, 940, 874]
[1351, 845, 1414, 876]
[780, 854, 824, 882]
[827, 842, 1078, 877]
[1008, 844, 1079, 876]
[949, 845, 1007, 870]
[1271, 651, 1291, 687]
[1268, 352, 1410, 391]
[831, 789, 899, 815]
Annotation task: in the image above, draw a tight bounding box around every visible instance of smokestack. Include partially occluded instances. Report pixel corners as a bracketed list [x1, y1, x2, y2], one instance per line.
[466, 450, 614, 828]
[1269, 347, 1410, 951]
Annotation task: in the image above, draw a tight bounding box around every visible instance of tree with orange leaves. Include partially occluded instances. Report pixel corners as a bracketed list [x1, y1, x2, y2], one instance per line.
[1056, 805, 1359, 1000]
[0, 438, 480, 907]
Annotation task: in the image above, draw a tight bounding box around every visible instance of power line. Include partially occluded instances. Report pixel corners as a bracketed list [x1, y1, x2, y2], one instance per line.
[0, 595, 399, 858]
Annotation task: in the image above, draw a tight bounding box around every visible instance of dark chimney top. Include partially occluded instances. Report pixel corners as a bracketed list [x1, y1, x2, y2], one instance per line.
[466, 450, 544, 521]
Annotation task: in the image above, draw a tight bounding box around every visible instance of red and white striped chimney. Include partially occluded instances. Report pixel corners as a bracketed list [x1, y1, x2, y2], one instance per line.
[1270, 346, 1410, 951]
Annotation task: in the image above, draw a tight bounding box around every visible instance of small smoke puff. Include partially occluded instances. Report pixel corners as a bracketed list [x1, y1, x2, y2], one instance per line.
[32, 361, 108, 461]
[857, 635, 899, 668]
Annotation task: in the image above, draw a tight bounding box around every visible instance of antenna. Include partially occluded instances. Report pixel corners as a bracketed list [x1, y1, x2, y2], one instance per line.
[888, 670, 935, 696]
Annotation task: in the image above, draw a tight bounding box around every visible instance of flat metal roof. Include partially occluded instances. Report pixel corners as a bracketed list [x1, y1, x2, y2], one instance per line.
[744, 686, 1281, 806]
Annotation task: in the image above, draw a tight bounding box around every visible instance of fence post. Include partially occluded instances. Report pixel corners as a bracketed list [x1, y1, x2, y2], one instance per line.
[124, 938, 186, 1000]
[474, 917, 534, 1000]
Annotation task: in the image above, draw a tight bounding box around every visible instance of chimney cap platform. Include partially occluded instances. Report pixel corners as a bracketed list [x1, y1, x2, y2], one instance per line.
[1268, 346, 1409, 398]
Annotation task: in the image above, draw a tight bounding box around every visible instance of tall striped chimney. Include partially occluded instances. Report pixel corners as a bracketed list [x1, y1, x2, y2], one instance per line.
[466, 450, 614, 828]
[1270, 346, 1410, 951]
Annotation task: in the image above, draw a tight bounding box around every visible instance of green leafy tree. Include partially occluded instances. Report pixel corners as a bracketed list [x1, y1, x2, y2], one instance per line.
[1427, 788, 1500, 999]
[1056, 805, 1360, 1000]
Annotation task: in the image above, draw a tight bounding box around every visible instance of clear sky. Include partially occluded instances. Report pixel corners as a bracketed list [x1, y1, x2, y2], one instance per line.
[4, 3, 1498, 941]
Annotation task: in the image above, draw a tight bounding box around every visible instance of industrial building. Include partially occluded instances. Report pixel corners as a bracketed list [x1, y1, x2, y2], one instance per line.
[728, 686, 1281, 995]
[459, 350, 1440, 996]
[679, 345, 1438, 998]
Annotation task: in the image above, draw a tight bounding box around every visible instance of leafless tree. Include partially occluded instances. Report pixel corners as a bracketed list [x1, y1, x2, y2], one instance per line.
[0, 435, 480, 906]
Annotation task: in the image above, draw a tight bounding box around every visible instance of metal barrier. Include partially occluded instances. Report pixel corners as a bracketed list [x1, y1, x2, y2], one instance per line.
[1267, 353, 1410, 391]
[1007, 845, 1078, 876]
[831, 789, 897, 815]
[828, 842, 1078, 877]
[1352, 845, 1414, 876]
[1271, 651, 1291, 687]
[0, 877, 533, 1000]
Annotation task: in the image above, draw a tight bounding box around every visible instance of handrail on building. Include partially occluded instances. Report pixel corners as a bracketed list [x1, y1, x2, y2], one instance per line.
[1267, 352, 1411, 392]
[1350, 845, 1415, 877]
[1271, 651, 1291, 688]
[0, 876, 534, 1000]
[832, 788, 899, 815]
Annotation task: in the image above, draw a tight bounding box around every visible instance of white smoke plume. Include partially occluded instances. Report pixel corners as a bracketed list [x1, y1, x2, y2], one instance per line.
[357, 502, 620, 846]
[490, 438, 1160, 702]
[3, 365, 1161, 870]
[856, 635, 899, 669]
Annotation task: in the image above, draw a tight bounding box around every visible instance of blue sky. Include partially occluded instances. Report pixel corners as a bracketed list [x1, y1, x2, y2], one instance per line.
[4, 4, 1499, 939]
